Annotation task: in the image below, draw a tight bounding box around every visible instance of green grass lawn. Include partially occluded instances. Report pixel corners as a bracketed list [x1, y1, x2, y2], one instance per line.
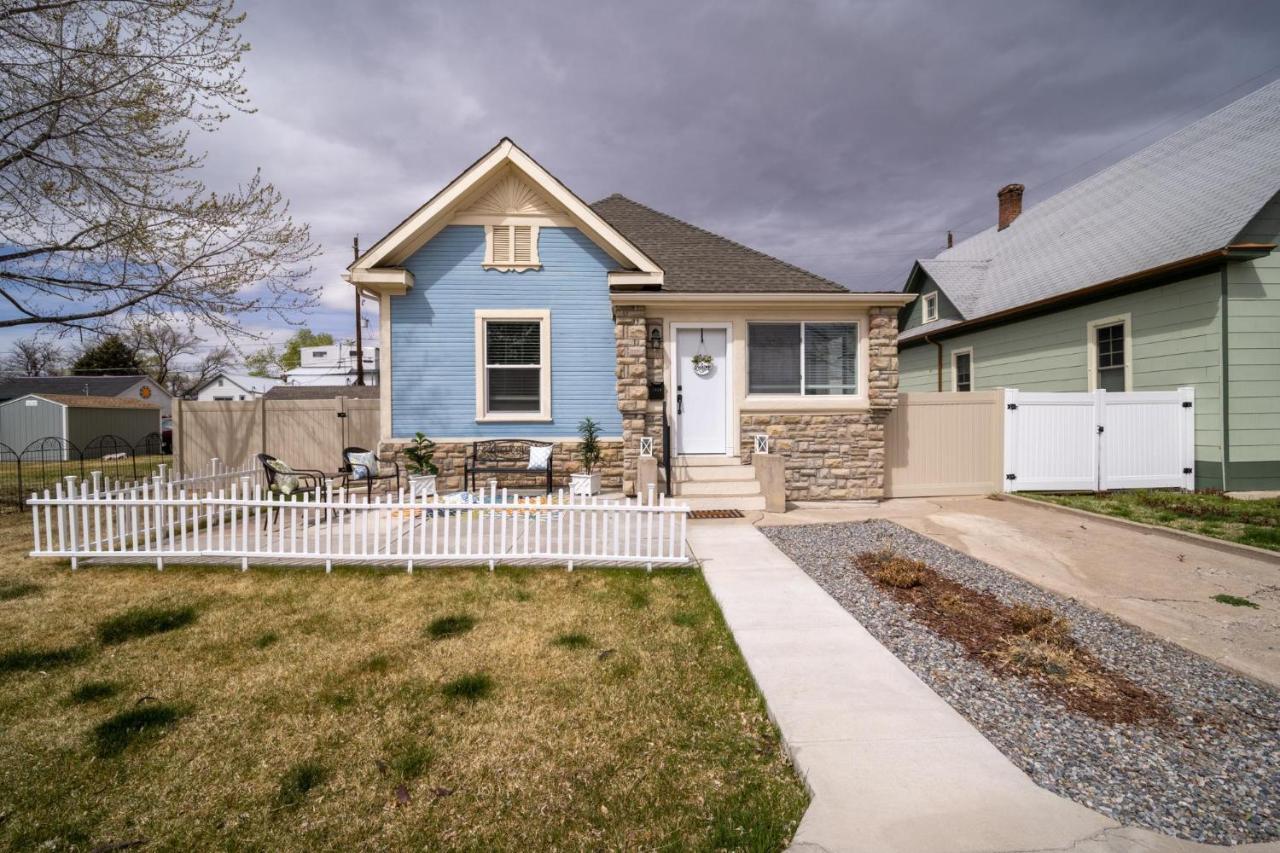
[0, 514, 806, 851]
[1023, 489, 1280, 551]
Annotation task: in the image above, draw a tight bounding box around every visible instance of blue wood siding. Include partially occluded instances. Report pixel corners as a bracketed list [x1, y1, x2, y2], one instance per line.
[390, 225, 621, 438]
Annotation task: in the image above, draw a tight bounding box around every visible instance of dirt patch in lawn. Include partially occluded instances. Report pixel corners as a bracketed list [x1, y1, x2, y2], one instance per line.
[853, 550, 1170, 725]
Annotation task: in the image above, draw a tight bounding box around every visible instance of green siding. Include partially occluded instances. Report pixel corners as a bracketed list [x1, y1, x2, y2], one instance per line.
[1225, 193, 1280, 489]
[900, 276, 961, 330]
[899, 272, 1226, 488]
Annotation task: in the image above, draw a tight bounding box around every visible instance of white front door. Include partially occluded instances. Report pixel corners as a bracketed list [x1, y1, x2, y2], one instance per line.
[676, 327, 728, 454]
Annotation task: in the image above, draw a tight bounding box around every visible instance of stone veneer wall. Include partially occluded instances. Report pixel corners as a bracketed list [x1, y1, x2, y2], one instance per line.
[741, 307, 900, 501]
[379, 439, 622, 494]
[614, 304, 648, 495]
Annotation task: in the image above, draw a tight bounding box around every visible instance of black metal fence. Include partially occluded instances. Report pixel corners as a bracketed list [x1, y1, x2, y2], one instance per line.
[0, 433, 170, 510]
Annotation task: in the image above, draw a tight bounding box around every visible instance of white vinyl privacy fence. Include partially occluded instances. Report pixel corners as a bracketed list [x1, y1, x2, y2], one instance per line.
[1002, 388, 1195, 492]
[29, 464, 690, 572]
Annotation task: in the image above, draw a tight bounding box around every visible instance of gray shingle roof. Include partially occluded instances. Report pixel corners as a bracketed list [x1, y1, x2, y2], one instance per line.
[0, 375, 150, 401]
[590, 194, 849, 293]
[263, 385, 379, 401]
[910, 79, 1280, 325]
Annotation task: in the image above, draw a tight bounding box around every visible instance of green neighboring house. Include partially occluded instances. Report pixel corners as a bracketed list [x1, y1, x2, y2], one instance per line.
[897, 80, 1280, 492]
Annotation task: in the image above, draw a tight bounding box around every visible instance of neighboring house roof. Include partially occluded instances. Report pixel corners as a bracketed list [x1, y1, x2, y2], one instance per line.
[191, 372, 281, 396]
[0, 375, 158, 400]
[903, 79, 1280, 340]
[590, 194, 847, 293]
[8, 393, 159, 410]
[263, 385, 379, 400]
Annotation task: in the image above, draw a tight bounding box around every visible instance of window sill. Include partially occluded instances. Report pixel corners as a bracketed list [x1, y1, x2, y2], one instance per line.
[482, 263, 542, 272]
[741, 394, 869, 412]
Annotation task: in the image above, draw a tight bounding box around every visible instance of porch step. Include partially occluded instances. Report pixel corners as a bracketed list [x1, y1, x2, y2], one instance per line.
[673, 455, 744, 468]
[672, 464, 757, 483]
[681, 494, 767, 512]
[674, 478, 762, 497]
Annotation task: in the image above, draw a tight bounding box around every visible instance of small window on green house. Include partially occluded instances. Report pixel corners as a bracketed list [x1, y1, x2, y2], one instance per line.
[1095, 322, 1126, 392]
[953, 349, 972, 392]
[922, 292, 938, 323]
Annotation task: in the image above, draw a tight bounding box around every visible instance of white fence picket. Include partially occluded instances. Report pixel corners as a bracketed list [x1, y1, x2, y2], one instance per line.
[29, 465, 692, 572]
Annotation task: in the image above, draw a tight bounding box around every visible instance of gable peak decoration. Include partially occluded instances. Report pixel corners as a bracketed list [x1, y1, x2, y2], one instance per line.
[464, 173, 558, 217]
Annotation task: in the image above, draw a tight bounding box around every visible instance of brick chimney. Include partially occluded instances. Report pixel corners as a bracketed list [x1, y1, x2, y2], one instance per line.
[997, 183, 1024, 231]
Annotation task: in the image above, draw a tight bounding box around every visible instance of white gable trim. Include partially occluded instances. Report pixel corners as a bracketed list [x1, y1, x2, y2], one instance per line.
[347, 139, 662, 293]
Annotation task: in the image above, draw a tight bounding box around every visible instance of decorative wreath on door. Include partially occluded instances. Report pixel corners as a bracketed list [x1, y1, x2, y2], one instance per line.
[691, 330, 714, 376]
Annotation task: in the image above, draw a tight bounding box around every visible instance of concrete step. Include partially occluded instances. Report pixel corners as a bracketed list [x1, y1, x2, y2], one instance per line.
[673, 455, 744, 468]
[672, 464, 757, 483]
[675, 478, 762, 497]
[680, 494, 767, 512]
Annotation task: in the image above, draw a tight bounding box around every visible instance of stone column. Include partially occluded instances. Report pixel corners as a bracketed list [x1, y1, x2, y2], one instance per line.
[614, 304, 648, 495]
[868, 307, 900, 410]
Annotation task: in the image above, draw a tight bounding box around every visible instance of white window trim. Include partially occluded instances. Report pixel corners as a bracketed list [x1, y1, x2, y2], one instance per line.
[483, 224, 541, 271]
[921, 291, 938, 323]
[951, 347, 974, 392]
[1086, 313, 1132, 392]
[474, 308, 552, 422]
[745, 320, 864, 400]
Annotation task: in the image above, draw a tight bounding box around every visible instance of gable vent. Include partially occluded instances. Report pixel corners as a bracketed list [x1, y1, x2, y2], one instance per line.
[485, 224, 541, 270]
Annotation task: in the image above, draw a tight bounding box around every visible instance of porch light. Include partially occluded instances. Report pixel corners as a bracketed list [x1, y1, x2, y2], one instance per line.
[753, 434, 770, 455]
[639, 436, 654, 457]
[647, 326, 662, 350]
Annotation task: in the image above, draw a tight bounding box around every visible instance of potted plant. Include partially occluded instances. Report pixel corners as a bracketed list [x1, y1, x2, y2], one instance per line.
[404, 431, 439, 498]
[570, 417, 602, 496]
[692, 352, 714, 375]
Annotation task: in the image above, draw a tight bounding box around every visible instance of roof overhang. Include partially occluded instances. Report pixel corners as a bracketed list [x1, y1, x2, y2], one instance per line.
[899, 242, 1275, 345]
[610, 291, 916, 308]
[347, 138, 663, 294]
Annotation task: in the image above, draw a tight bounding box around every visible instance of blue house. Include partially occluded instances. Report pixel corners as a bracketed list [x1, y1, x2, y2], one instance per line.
[345, 139, 911, 504]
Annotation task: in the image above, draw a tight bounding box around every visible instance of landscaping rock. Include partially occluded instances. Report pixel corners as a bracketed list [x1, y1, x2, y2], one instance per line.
[762, 520, 1280, 845]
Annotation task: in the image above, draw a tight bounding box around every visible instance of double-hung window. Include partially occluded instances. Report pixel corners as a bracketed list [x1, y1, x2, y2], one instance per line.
[748, 322, 859, 396]
[476, 310, 551, 420]
[921, 292, 938, 323]
[1088, 315, 1129, 392]
[952, 348, 973, 392]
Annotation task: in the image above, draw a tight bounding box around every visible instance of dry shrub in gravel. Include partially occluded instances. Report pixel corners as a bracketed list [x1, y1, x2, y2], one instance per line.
[852, 550, 1169, 725]
[868, 551, 927, 589]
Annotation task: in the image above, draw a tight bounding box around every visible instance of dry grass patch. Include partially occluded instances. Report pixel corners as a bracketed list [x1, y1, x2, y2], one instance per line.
[0, 513, 805, 851]
[853, 550, 1169, 725]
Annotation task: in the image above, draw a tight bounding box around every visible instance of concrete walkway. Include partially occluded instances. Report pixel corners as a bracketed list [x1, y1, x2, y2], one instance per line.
[687, 518, 1280, 853]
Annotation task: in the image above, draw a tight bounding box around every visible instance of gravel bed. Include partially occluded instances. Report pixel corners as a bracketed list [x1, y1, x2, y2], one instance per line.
[761, 520, 1280, 845]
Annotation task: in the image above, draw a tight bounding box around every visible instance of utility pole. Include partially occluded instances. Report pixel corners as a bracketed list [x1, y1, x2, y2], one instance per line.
[353, 235, 365, 386]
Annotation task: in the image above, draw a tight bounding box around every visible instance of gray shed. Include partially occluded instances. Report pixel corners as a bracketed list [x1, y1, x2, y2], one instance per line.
[0, 394, 161, 459]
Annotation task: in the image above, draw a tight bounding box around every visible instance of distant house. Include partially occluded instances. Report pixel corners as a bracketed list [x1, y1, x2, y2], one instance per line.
[284, 345, 379, 386]
[189, 372, 282, 401]
[0, 374, 173, 420]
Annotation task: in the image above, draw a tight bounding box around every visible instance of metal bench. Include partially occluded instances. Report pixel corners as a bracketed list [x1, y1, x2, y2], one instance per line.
[465, 439, 554, 494]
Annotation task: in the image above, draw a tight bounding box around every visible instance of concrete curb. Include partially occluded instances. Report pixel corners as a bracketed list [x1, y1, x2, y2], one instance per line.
[1002, 494, 1280, 566]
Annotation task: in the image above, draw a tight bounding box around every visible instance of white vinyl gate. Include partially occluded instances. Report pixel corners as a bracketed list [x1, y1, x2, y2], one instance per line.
[1002, 388, 1195, 492]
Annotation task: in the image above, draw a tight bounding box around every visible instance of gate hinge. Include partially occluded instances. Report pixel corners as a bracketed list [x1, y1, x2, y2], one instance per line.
[1006, 403, 1018, 410]
[1097, 425, 1104, 434]
[1005, 473, 1017, 481]
[1181, 401, 1193, 408]
[1182, 467, 1193, 474]
[336, 412, 348, 418]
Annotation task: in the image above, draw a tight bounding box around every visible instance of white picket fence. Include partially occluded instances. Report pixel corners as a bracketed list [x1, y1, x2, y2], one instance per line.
[1002, 387, 1195, 492]
[29, 472, 691, 572]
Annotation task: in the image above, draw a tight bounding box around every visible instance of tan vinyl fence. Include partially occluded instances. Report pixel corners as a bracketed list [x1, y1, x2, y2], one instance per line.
[173, 397, 380, 477]
[884, 391, 1005, 498]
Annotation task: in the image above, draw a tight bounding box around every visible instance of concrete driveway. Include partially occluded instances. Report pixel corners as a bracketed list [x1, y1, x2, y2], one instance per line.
[763, 496, 1280, 688]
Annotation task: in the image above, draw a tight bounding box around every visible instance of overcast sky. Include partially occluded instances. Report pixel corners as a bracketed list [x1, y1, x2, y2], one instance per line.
[52, 0, 1280, 358]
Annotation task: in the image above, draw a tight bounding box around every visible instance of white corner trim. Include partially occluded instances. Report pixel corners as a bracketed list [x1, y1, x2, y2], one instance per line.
[1086, 312, 1133, 392]
[951, 346, 974, 392]
[380, 291, 393, 440]
[474, 308, 552, 422]
[351, 138, 662, 280]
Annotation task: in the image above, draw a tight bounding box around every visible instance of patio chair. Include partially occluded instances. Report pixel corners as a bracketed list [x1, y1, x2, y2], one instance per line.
[257, 453, 328, 525]
[342, 446, 401, 498]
